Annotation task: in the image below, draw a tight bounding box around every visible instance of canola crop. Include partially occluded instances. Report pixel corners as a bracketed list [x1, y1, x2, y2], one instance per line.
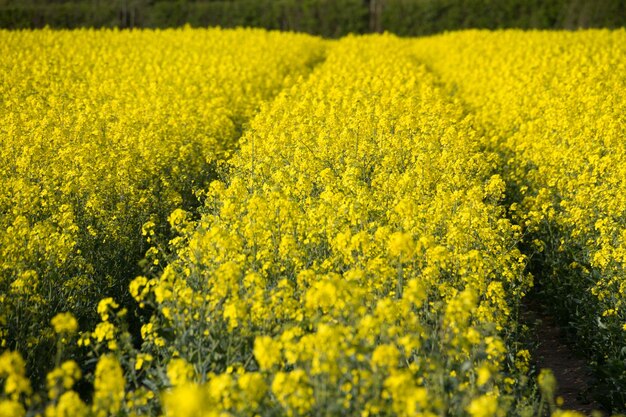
[0, 27, 325, 375]
[413, 29, 626, 409]
[2, 27, 625, 417]
[70, 35, 534, 417]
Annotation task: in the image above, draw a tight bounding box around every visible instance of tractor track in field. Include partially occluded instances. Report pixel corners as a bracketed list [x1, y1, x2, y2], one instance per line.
[522, 296, 605, 415]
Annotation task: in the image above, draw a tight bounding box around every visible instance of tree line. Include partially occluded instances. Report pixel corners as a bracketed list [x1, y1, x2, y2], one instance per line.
[0, 0, 625, 38]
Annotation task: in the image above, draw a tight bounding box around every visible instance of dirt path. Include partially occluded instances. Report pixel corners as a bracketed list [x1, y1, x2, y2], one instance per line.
[522, 297, 604, 415]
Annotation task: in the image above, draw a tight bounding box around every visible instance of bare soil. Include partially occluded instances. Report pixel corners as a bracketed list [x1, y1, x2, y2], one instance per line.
[522, 297, 605, 415]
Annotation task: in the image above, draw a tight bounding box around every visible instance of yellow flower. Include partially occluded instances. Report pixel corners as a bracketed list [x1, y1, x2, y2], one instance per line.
[129, 276, 150, 304]
[162, 384, 205, 417]
[466, 394, 498, 417]
[371, 344, 401, 370]
[93, 354, 124, 416]
[167, 358, 195, 387]
[0, 351, 32, 399]
[388, 232, 415, 261]
[538, 369, 557, 399]
[45, 391, 87, 417]
[168, 208, 189, 229]
[223, 301, 241, 330]
[515, 349, 531, 373]
[383, 370, 430, 416]
[304, 280, 338, 314]
[46, 360, 81, 399]
[51, 312, 78, 334]
[0, 400, 25, 417]
[207, 373, 234, 409]
[253, 336, 281, 371]
[238, 372, 267, 407]
[271, 370, 314, 416]
[476, 365, 491, 387]
[93, 322, 116, 343]
[134, 353, 153, 371]
[551, 411, 586, 417]
[97, 298, 119, 322]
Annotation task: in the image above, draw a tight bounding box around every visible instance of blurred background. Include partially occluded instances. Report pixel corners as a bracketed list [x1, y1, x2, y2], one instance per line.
[1, 0, 625, 37]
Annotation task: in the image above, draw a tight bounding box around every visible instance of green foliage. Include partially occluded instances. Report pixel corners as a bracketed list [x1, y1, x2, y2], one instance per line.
[381, 0, 567, 35]
[146, 0, 367, 37]
[1, 0, 625, 36]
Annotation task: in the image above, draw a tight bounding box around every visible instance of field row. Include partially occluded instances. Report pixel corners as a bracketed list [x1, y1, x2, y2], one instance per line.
[413, 29, 626, 409]
[129, 35, 534, 417]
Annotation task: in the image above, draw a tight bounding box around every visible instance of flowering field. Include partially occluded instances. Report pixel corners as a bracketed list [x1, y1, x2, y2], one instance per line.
[1, 28, 625, 416]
